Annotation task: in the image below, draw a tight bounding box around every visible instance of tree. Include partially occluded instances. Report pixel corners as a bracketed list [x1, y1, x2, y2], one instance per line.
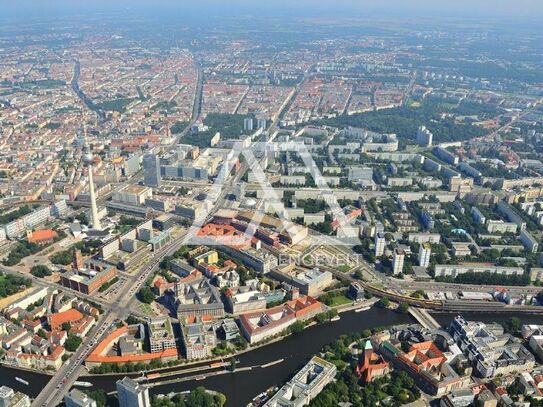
[410, 289, 426, 299]
[125, 315, 143, 326]
[65, 334, 82, 352]
[138, 286, 155, 304]
[0, 274, 32, 298]
[377, 298, 390, 308]
[31, 265, 52, 278]
[234, 336, 248, 351]
[50, 250, 73, 265]
[82, 390, 108, 407]
[313, 222, 332, 235]
[398, 303, 409, 314]
[61, 322, 71, 332]
[75, 212, 89, 225]
[215, 393, 227, 407]
[289, 321, 305, 335]
[505, 317, 521, 335]
[159, 256, 173, 270]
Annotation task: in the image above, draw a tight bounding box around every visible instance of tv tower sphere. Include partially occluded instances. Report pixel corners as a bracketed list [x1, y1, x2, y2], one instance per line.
[82, 152, 94, 166]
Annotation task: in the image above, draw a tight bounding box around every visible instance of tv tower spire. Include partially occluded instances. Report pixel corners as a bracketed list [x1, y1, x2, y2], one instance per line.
[82, 126, 101, 231]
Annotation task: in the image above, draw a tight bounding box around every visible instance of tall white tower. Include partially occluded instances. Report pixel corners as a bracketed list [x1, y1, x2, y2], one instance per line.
[83, 146, 101, 231]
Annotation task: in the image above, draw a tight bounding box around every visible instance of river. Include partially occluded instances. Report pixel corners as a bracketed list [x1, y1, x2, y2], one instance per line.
[5, 308, 543, 406]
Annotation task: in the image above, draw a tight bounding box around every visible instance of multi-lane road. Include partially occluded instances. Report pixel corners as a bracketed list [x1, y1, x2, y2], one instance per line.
[32, 227, 191, 407]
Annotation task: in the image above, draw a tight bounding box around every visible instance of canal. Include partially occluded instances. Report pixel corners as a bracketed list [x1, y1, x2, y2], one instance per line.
[5, 308, 543, 406]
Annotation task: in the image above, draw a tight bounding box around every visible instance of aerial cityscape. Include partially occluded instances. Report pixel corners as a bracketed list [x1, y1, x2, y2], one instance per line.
[1, 0, 543, 406]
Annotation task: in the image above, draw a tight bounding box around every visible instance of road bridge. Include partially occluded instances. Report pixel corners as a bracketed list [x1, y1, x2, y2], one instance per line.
[408, 307, 441, 329]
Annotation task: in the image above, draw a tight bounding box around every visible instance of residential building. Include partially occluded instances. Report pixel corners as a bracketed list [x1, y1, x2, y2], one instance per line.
[421, 210, 435, 230]
[450, 316, 535, 378]
[496, 201, 526, 231]
[419, 243, 431, 268]
[116, 377, 150, 407]
[3, 201, 67, 239]
[393, 248, 405, 275]
[476, 389, 498, 407]
[239, 296, 323, 344]
[529, 335, 543, 361]
[520, 229, 539, 253]
[244, 117, 254, 131]
[434, 264, 523, 279]
[470, 207, 486, 225]
[267, 265, 333, 297]
[347, 282, 365, 301]
[417, 126, 433, 147]
[219, 245, 278, 273]
[220, 319, 240, 341]
[264, 356, 336, 407]
[147, 318, 176, 353]
[486, 220, 518, 234]
[64, 389, 96, 407]
[112, 185, 153, 206]
[0, 386, 30, 407]
[434, 146, 459, 165]
[440, 389, 475, 407]
[181, 322, 215, 360]
[375, 232, 386, 257]
[408, 233, 441, 244]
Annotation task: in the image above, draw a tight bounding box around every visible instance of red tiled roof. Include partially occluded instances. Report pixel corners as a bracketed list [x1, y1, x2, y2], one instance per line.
[28, 229, 58, 243]
[49, 309, 84, 330]
[86, 325, 178, 363]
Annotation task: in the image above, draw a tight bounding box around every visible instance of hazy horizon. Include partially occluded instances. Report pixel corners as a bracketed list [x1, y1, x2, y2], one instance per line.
[2, 0, 543, 22]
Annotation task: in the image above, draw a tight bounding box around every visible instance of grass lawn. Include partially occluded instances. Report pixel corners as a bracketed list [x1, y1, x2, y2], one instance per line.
[138, 303, 156, 316]
[336, 265, 351, 273]
[328, 294, 352, 307]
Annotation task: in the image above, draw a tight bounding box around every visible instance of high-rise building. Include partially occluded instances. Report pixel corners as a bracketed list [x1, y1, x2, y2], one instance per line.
[243, 117, 254, 131]
[393, 248, 405, 275]
[143, 153, 161, 188]
[256, 118, 267, 130]
[374, 232, 386, 257]
[0, 386, 30, 407]
[418, 243, 431, 268]
[64, 389, 97, 407]
[416, 126, 433, 147]
[116, 377, 150, 407]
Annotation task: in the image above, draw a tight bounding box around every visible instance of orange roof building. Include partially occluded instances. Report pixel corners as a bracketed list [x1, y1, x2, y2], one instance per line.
[197, 223, 253, 249]
[86, 325, 178, 368]
[48, 308, 84, 331]
[382, 340, 470, 396]
[238, 296, 323, 344]
[355, 340, 390, 383]
[27, 229, 58, 244]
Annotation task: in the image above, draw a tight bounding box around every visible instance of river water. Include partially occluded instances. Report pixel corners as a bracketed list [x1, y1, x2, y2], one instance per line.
[5, 308, 543, 406]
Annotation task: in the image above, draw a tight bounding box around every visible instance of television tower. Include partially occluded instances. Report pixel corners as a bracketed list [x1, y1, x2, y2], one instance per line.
[82, 142, 102, 231]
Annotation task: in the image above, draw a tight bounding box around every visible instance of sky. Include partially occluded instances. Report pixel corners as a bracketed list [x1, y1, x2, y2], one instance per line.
[1, 0, 543, 21]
